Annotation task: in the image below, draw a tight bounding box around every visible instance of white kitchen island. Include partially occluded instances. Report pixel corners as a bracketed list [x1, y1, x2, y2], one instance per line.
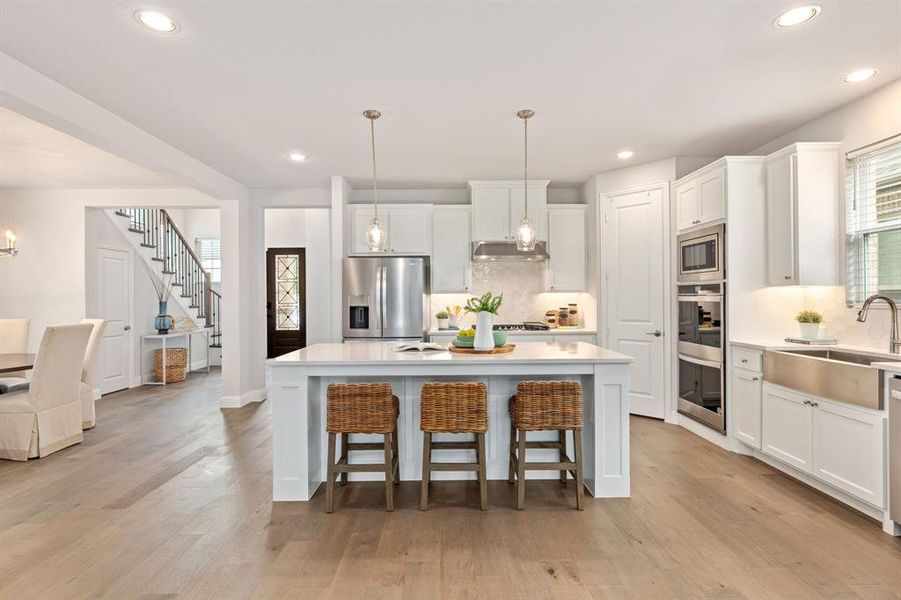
[267, 341, 633, 502]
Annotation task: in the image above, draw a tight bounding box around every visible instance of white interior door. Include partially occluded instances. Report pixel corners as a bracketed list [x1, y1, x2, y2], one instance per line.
[605, 186, 666, 419]
[97, 247, 132, 394]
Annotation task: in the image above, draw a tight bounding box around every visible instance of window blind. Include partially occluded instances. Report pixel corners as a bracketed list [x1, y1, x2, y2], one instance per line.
[195, 238, 222, 284]
[846, 137, 901, 305]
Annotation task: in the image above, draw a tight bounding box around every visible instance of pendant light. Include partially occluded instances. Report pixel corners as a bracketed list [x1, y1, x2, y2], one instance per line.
[364, 109, 385, 252]
[515, 109, 537, 251]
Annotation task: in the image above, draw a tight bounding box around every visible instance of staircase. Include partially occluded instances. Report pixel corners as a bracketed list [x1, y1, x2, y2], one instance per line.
[112, 208, 222, 348]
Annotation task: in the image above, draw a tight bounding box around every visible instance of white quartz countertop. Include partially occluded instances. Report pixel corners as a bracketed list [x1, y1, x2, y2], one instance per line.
[268, 341, 633, 366]
[731, 339, 901, 369]
[429, 327, 596, 336]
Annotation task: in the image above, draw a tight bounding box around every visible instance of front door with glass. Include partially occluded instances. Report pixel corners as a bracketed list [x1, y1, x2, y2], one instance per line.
[266, 248, 306, 358]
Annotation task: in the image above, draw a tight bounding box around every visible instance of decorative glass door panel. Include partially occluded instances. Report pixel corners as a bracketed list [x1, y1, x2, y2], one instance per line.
[267, 248, 306, 358]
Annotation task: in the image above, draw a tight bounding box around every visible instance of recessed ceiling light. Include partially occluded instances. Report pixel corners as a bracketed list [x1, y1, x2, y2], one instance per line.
[842, 68, 878, 83]
[617, 150, 634, 160]
[774, 5, 821, 28]
[288, 151, 307, 162]
[135, 9, 179, 33]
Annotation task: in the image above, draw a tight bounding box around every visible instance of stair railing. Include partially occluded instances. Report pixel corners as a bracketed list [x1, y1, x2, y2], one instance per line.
[115, 208, 218, 338]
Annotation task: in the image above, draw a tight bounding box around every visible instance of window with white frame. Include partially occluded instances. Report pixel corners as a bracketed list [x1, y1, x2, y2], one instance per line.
[846, 137, 901, 305]
[195, 238, 221, 285]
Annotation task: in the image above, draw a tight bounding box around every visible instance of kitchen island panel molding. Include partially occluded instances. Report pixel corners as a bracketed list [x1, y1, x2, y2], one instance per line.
[269, 342, 632, 502]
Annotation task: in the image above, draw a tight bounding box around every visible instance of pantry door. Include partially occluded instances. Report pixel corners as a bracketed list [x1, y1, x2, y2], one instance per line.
[603, 185, 667, 419]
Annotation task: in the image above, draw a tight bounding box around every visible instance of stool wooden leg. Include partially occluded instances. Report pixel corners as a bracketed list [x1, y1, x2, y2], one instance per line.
[326, 433, 336, 513]
[477, 433, 488, 510]
[507, 425, 516, 484]
[516, 429, 526, 510]
[558, 429, 567, 484]
[383, 433, 394, 512]
[420, 432, 432, 511]
[573, 429, 584, 511]
[340, 433, 349, 486]
[392, 427, 400, 485]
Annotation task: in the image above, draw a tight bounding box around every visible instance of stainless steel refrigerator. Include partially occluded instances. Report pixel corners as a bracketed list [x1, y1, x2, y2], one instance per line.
[342, 256, 430, 341]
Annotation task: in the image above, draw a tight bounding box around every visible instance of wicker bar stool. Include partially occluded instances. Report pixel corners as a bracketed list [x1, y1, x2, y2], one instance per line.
[420, 382, 489, 510]
[508, 381, 584, 510]
[325, 383, 400, 513]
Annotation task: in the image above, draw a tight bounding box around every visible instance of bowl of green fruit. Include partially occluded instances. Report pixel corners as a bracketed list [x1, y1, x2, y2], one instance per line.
[453, 328, 475, 348]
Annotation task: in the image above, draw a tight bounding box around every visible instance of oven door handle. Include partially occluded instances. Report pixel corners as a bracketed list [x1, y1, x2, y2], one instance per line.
[678, 353, 723, 370]
[677, 295, 723, 302]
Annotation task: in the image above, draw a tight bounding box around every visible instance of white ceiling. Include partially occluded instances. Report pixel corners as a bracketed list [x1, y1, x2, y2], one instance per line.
[0, 106, 176, 188]
[0, 1, 898, 189]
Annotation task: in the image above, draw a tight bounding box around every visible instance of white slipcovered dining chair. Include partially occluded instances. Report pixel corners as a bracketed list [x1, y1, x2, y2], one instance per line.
[80, 319, 107, 429]
[0, 323, 92, 461]
[0, 319, 31, 393]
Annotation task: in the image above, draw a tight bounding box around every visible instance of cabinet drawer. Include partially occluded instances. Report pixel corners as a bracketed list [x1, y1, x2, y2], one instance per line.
[732, 347, 762, 372]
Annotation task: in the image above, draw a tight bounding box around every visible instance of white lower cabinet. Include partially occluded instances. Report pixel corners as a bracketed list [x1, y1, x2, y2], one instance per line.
[812, 399, 885, 508]
[761, 383, 886, 508]
[731, 367, 762, 450]
[762, 385, 813, 473]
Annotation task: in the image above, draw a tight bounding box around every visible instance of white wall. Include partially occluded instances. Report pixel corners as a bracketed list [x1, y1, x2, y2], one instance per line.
[750, 78, 901, 348]
[0, 188, 218, 352]
[264, 208, 332, 348]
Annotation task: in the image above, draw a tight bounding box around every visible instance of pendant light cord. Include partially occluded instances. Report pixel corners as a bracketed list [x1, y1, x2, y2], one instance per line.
[370, 116, 379, 220]
[523, 115, 528, 216]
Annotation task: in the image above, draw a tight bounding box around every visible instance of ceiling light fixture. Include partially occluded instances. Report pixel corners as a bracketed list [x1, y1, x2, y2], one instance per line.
[617, 150, 634, 160]
[774, 5, 821, 28]
[135, 9, 179, 33]
[288, 151, 307, 162]
[363, 110, 385, 252]
[515, 109, 537, 252]
[842, 68, 878, 83]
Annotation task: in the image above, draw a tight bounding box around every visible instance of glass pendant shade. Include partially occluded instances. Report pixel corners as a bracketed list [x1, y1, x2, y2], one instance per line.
[366, 217, 385, 252]
[515, 216, 536, 251]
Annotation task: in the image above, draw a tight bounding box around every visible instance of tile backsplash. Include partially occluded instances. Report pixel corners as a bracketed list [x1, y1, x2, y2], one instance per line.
[431, 261, 595, 328]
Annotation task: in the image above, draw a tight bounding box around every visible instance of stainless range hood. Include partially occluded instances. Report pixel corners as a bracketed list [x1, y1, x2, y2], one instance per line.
[471, 241, 549, 262]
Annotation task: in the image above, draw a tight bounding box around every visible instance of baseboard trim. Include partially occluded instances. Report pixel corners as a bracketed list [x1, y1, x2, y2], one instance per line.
[677, 414, 731, 450]
[220, 388, 267, 409]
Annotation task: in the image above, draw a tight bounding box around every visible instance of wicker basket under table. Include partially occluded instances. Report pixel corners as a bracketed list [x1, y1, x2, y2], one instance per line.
[154, 347, 188, 383]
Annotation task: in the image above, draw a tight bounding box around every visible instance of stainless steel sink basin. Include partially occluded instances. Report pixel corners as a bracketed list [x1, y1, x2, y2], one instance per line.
[763, 349, 886, 410]
[778, 349, 886, 366]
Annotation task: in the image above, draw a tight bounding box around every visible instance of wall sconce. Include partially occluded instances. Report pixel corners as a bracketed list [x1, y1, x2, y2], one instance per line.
[1, 229, 18, 257]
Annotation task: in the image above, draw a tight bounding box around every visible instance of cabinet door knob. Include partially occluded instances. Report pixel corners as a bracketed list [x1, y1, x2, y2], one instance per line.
[741, 359, 748, 363]
[784, 275, 792, 280]
[751, 376, 759, 381]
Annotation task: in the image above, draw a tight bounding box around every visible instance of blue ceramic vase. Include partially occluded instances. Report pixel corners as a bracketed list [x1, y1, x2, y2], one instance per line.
[154, 301, 174, 334]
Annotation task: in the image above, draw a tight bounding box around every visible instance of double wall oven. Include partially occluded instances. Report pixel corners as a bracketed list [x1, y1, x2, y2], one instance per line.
[677, 224, 726, 434]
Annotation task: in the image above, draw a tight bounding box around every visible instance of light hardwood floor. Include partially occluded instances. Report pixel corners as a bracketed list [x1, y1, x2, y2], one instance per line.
[1, 371, 899, 599]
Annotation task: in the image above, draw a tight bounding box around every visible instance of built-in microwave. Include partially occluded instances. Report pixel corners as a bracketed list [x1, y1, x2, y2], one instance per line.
[678, 223, 724, 283]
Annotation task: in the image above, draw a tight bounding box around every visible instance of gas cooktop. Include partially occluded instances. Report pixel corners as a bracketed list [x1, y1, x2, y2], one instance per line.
[492, 322, 551, 332]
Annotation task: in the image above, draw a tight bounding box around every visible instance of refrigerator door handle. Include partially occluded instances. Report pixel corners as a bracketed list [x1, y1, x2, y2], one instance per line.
[380, 265, 388, 334]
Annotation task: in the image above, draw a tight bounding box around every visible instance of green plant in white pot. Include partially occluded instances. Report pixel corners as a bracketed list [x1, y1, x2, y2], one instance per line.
[436, 310, 449, 329]
[796, 310, 823, 340]
[465, 292, 503, 351]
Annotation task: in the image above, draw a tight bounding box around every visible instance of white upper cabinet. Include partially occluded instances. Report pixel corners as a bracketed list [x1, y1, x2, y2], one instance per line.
[675, 167, 725, 231]
[765, 142, 840, 286]
[546, 205, 587, 292]
[469, 180, 548, 242]
[348, 204, 432, 255]
[431, 206, 471, 292]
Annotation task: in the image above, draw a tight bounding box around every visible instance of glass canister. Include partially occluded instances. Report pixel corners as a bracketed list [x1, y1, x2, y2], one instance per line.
[557, 307, 569, 327]
[568, 303, 580, 327]
[545, 309, 558, 328]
